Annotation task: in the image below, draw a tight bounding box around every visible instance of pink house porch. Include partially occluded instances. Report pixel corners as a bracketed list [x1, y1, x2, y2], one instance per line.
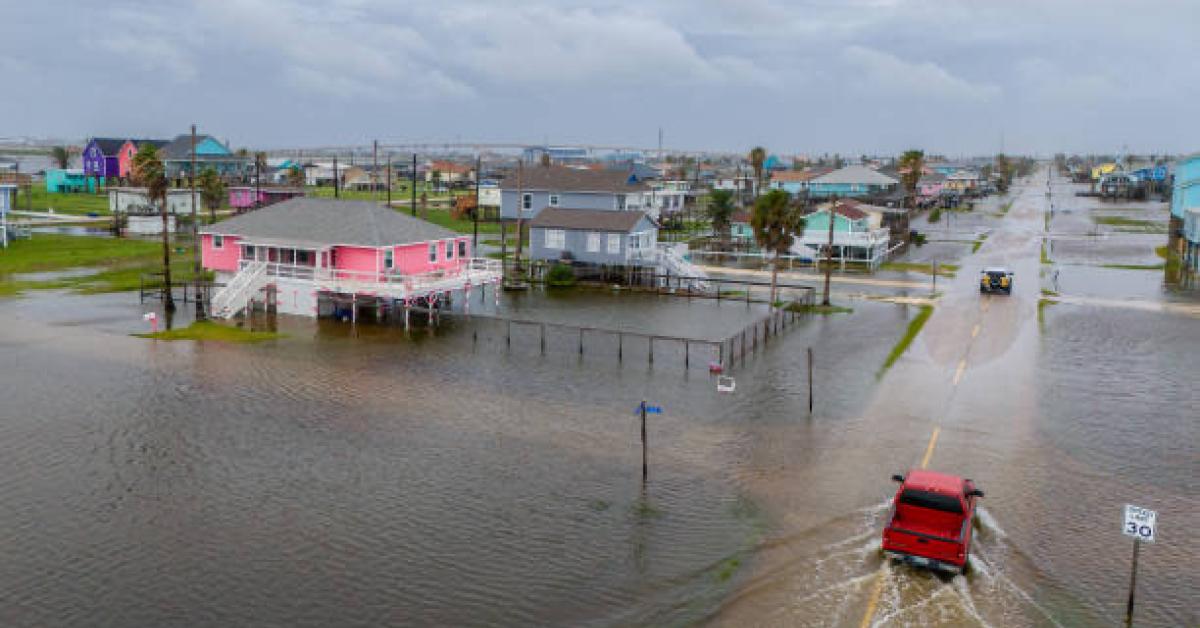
[228, 186, 307, 211]
[200, 198, 500, 318]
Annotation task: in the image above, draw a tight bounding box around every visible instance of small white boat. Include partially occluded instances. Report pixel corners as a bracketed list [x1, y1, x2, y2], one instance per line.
[716, 376, 736, 394]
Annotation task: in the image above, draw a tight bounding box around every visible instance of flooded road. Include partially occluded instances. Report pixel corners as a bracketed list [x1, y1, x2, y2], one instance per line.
[0, 167, 1197, 626]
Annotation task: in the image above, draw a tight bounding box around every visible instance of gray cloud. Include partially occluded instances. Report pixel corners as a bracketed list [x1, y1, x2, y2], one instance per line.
[0, 0, 1196, 154]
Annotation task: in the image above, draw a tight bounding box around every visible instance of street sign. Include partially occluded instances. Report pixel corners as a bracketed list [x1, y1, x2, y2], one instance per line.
[1123, 505, 1157, 543]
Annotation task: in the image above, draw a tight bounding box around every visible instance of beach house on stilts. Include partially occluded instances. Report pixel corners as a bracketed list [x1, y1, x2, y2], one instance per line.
[200, 198, 501, 320]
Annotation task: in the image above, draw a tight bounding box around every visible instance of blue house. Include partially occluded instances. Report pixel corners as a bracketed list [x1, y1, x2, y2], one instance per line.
[160, 135, 248, 179]
[1171, 154, 1200, 269]
[807, 165, 898, 198]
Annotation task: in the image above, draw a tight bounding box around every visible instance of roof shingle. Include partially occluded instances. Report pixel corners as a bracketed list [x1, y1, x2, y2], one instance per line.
[201, 198, 458, 247]
[500, 165, 648, 193]
[529, 207, 647, 232]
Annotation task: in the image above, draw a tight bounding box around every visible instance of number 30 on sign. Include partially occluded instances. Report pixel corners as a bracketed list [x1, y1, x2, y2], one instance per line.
[1123, 505, 1157, 543]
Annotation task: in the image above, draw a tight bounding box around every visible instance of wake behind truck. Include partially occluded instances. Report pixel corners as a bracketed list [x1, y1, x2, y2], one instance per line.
[882, 469, 984, 574]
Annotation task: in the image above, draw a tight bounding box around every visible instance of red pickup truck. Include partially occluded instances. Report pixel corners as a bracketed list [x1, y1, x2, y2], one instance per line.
[881, 469, 984, 574]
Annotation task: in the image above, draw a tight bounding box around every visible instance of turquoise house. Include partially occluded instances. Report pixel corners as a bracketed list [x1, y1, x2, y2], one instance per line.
[160, 134, 249, 179]
[807, 165, 898, 198]
[45, 169, 98, 193]
[1172, 153, 1200, 269]
[730, 210, 754, 242]
[1, 183, 15, 247]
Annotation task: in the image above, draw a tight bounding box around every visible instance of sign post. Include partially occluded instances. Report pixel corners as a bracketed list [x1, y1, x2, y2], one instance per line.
[636, 401, 662, 484]
[1122, 504, 1157, 627]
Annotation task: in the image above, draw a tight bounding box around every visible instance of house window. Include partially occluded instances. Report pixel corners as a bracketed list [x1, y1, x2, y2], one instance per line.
[458, 240, 467, 258]
[607, 234, 621, 254]
[616, 194, 627, 210]
[242, 244, 256, 259]
[545, 229, 565, 250]
[429, 242, 438, 262]
[212, 234, 224, 249]
[522, 193, 532, 211]
[586, 232, 601, 253]
[445, 239, 454, 260]
[549, 194, 560, 207]
[384, 248, 394, 269]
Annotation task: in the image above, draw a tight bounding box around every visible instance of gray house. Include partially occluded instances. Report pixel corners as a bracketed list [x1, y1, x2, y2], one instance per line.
[500, 166, 651, 221]
[529, 208, 658, 267]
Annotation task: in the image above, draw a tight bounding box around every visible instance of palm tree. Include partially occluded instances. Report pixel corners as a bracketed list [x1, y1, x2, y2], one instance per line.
[751, 189, 804, 306]
[132, 145, 174, 312]
[707, 189, 736, 247]
[51, 146, 72, 169]
[748, 146, 767, 198]
[198, 167, 225, 222]
[898, 149, 924, 210]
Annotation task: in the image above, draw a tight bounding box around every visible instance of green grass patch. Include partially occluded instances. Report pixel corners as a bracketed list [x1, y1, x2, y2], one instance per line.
[714, 556, 743, 583]
[135, 320, 283, 343]
[1038, 298, 1056, 328]
[718, 290, 747, 298]
[1091, 216, 1167, 232]
[784, 302, 852, 314]
[971, 234, 987, 253]
[24, 188, 112, 215]
[928, 207, 942, 223]
[408, 208, 501, 235]
[1041, 241, 1052, 265]
[879, 261, 958, 277]
[1100, 263, 1165, 271]
[1040, 288, 1059, 297]
[999, 200, 1013, 215]
[878, 305, 933, 377]
[0, 234, 199, 296]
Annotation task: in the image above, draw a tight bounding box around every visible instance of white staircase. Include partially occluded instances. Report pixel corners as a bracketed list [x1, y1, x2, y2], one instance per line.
[656, 244, 710, 291]
[788, 242, 819, 260]
[211, 261, 269, 319]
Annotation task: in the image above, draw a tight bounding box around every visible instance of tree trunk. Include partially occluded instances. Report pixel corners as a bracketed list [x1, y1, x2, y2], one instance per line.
[160, 192, 175, 311]
[822, 197, 836, 306]
[209, 202, 216, 224]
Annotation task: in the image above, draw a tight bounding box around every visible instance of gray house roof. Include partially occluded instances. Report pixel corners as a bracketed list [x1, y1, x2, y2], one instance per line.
[500, 165, 649, 193]
[529, 207, 648, 232]
[812, 165, 898, 186]
[200, 198, 458, 247]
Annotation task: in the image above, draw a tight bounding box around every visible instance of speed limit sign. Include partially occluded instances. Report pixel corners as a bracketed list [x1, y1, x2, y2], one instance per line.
[1123, 505, 1157, 543]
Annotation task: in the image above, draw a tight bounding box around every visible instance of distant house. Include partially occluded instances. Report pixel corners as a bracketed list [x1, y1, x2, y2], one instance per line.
[426, 160, 474, 186]
[529, 208, 658, 267]
[944, 169, 983, 195]
[108, 187, 197, 216]
[796, 200, 890, 265]
[730, 210, 753, 242]
[522, 146, 589, 165]
[806, 165, 898, 198]
[769, 169, 830, 196]
[82, 138, 125, 182]
[159, 135, 248, 179]
[646, 179, 691, 216]
[228, 187, 307, 211]
[199, 198, 495, 318]
[917, 172, 947, 200]
[499, 165, 652, 221]
[117, 139, 170, 180]
[45, 169, 97, 193]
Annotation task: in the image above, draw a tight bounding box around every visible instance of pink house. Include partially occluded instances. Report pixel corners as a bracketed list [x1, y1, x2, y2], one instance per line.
[200, 198, 499, 318]
[228, 186, 306, 211]
[917, 173, 947, 200]
[117, 139, 169, 180]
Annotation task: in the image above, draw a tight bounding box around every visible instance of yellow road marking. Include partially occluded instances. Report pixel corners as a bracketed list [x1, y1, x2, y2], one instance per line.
[859, 566, 886, 628]
[971, 324, 980, 338]
[920, 427, 941, 469]
[982, 299, 991, 312]
[952, 359, 967, 386]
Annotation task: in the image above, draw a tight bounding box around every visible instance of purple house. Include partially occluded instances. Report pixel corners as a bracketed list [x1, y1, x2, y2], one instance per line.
[82, 138, 125, 182]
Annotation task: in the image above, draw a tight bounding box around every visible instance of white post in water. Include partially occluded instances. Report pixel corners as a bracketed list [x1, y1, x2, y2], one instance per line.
[1122, 504, 1157, 627]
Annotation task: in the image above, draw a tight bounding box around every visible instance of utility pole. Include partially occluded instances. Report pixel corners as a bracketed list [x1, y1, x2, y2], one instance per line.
[473, 154, 481, 251]
[515, 159, 524, 276]
[640, 400, 648, 483]
[822, 194, 837, 306]
[333, 155, 339, 199]
[411, 153, 417, 217]
[372, 139, 378, 202]
[386, 153, 392, 207]
[190, 124, 203, 320]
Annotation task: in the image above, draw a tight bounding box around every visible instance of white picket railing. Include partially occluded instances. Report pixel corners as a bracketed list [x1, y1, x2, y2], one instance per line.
[232, 257, 503, 302]
[655, 244, 710, 292]
[211, 260, 269, 318]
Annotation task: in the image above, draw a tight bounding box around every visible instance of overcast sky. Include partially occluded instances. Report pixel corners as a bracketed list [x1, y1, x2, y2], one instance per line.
[2, 0, 1196, 156]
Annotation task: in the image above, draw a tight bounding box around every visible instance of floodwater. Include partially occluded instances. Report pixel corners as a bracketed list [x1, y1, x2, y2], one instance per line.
[1, 168, 1197, 626]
